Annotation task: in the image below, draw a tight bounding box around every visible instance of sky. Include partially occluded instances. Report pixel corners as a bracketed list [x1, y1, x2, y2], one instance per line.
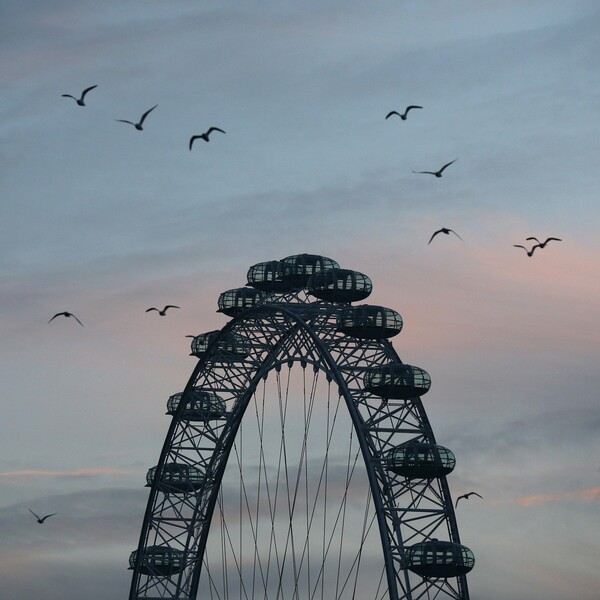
[1, 1, 599, 599]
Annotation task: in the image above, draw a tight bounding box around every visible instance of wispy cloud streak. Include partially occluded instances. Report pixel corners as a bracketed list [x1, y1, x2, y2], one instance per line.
[491, 486, 600, 507]
[0, 467, 134, 478]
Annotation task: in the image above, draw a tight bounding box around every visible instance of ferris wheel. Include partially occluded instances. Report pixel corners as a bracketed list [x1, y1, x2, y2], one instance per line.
[128, 254, 474, 600]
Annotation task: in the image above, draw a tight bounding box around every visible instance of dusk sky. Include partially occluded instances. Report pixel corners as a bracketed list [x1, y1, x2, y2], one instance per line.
[1, 2, 599, 599]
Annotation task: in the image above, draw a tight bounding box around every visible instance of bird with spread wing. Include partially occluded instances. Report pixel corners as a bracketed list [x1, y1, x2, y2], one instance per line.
[146, 305, 180, 316]
[455, 492, 483, 508]
[62, 85, 98, 106]
[29, 509, 57, 524]
[413, 158, 458, 178]
[116, 104, 158, 130]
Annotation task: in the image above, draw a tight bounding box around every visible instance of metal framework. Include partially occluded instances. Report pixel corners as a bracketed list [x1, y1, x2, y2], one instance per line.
[129, 259, 473, 600]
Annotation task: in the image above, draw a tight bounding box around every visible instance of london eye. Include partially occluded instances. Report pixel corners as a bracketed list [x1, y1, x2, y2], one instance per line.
[128, 254, 474, 600]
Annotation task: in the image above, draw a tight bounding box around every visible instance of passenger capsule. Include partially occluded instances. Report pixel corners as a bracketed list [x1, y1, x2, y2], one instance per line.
[363, 364, 431, 399]
[190, 331, 250, 359]
[146, 463, 205, 493]
[406, 540, 474, 578]
[307, 268, 373, 303]
[246, 260, 291, 293]
[279, 254, 341, 289]
[217, 287, 265, 316]
[166, 389, 226, 421]
[387, 441, 455, 479]
[129, 545, 185, 576]
[337, 305, 403, 339]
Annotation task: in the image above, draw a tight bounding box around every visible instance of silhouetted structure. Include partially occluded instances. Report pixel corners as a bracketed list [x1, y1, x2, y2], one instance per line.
[129, 253, 474, 600]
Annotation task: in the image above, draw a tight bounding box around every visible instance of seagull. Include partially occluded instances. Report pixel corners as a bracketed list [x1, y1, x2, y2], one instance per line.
[428, 228, 463, 244]
[189, 127, 226, 149]
[146, 305, 180, 316]
[48, 311, 84, 326]
[385, 105, 423, 120]
[455, 491, 483, 508]
[29, 509, 57, 524]
[525, 236, 562, 249]
[413, 158, 458, 178]
[116, 104, 158, 130]
[61, 85, 98, 106]
[513, 244, 540, 257]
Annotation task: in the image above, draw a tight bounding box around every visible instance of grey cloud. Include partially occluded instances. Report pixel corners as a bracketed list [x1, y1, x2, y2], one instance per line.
[0, 488, 146, 549]
[0, 488, 144, 599]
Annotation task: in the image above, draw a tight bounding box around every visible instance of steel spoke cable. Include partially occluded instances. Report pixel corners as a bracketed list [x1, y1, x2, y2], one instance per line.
[349, 488, 375, 600]
[254, 380, 282, 600]
[321, 383, 332, 600]
[320, 384, 330, 600]
[336, 491, 377, 600]
[287, 377, 344, 600]
[276, 364, 322, 600]
[334, 425, 355, 600]
[309, 433, 363, 600]
[290, 378, 340, 597]
[374, 565, 386, 600]
[235, 412, 293, 600]
[265, 366, 291, 600]
[265, 367, 294, 598]
[250, 382, 268, 600]
[203, 551, 222, 600]
[275, 365, 300, 600]
[219, 488, 229, 600]
[284, 365, 319, 596]
[304, 367, 312, 599]
[253, 377, 276, 598]
[229, 418, 269, 598]
[215, 486, 251, 600]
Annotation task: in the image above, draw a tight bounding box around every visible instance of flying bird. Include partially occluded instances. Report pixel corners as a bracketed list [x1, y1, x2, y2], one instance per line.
[385, 105, 423, 120]
[146, 305, 180, 316]
[189, 127, 226, 149]
[525, 236, 562, 249]
[455, 492, 483, 508]
[116, 104, 158, 130]
[413, 158, 458, 178]
[48, 311, 84, 326]
[428, 228, 463, 244]
[61, 85, 98, 106]
[29, 509, 57, 524]
[513, 244, 539, 257]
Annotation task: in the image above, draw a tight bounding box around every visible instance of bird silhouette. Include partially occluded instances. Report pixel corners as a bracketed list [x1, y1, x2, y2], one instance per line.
[146, 305, 180, 316]
[48, 311, 84, 326]
[189, 127, 226, 149]
[61, 85, 98, 106]
[428, 228, 463, 244]
[413, 158, 458, 177]
[514, 244, 539, 257]
[455, 492, 483, 508]
[29, 509, 57, 524]
[116, 104, 158, 130]
[525, 236, 562, 249]
[385, 105, 423, 120]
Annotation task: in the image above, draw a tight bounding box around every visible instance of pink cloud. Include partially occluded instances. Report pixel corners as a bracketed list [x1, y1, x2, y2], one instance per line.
[490, 486, 600, 507]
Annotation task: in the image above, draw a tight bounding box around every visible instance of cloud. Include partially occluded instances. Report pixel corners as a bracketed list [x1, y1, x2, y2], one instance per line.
[0, 466, 134, 478]
[491, 485, 600, 507]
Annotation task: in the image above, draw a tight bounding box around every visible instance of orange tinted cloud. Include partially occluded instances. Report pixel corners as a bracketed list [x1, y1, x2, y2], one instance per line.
[491, 486, 600, 507]
[0, 467, 133, 478]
